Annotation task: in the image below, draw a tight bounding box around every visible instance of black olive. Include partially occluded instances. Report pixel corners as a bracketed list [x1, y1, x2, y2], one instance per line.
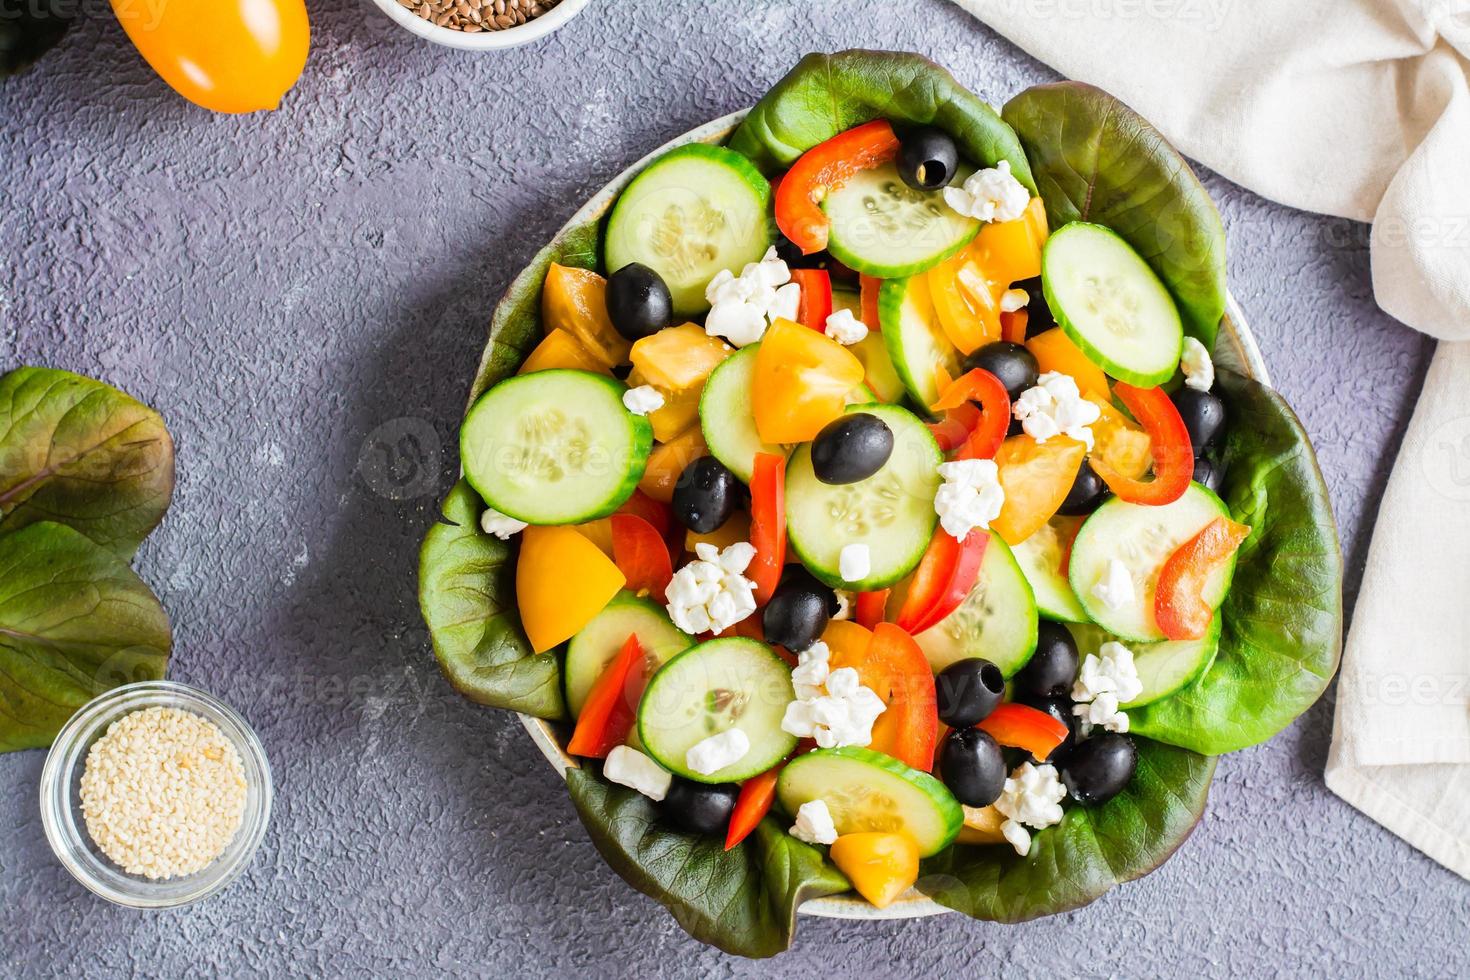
[1006, 415, 1025, 438]
[672, 456, 738, 533]
[1171, 387, 1226, 456]
[1017, 695, 1079, 765]
[1193, 456, 1225, 494]
[660, 777, 740, 834]
[606, 263, 674, 341]
[897, 126, 960, 191]
[1013, 276, 1055, 333]
[1060, 732, 1138, 805]
[1056, 458, 1107, 516]
[935, 658, 1005, 728]
[763, 565, 837, 651]
[810, 413, 894, 485]
[961, 341, 1039, 402]
[1012, 622, 1080, 700]
[938, 728, 1007, 807]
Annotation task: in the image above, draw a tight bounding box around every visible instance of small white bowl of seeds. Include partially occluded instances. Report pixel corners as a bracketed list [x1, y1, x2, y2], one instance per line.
[370, 0, 590, 50]
[40, 681, 273, 909]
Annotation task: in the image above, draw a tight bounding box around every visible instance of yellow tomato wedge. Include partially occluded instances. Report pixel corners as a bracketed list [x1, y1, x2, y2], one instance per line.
[640, 426, 707, 503]
[1027, 327, 1110, 399]
[928, 252, 992, 355]
[972, 197, 1049, 288]
[1088, 393, 1153, 481]
[519, 329, 610, 376]
[542, 264, 631, 368]
[991, 435, 1087, 544]
[829, 833, 920, 909]
[573, 518, 615, 559]
[685, 511, 751, 553]
[629, 323, 732, 392]
[517, 525, 625, 653]
[822, 619, 875, 661]
[955, 804, 1009, 845]
[752, 319, 865, 444]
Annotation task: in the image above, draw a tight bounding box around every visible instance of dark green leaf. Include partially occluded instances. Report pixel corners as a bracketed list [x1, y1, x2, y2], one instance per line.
[566, 767, 849, 958]
[1, 5, 68, 77]
[729, 50, 1036, 194]
[1130, 370, 1342, 753]
[1002, 82, 1227, 347]
[917, 738, 1215, 921]
[418, 479, 566, 720]
[0, 367, 175, 559]
[0, 521, 171, 752]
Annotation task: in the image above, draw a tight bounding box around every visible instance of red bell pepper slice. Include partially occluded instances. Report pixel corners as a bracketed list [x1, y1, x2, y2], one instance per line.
[1001, 309, 1029, 344]
[927, 401, 981, 452]
[566, 634, 646, 759]
[725, 767, 780, 850]
[790, 268, 833, 331]
[1155, 516, 1251, 640]
[894, 531, 989, 635]
[930, 368, 1012, 461]
[976, 703, 1070, 761]
[748, 452, 787, 605]
[775, 120, 901, 255]
[616, 489, 673, 538]
[855, 590, 889, 629]
[610, 514, 673, 602]
[861, 624, 938, 771]
[859, 274, 883, 331]
[1089, 382, 1194, 505]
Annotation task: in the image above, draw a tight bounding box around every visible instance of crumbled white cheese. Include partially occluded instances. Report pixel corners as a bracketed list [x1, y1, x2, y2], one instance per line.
[1072, 640, 1145, 705]
[1181, 336, 1214, 391]
[823, 307, 869, 346]
[685, 728, 751, 776]
[933, 458, 1006, 540]
[1012, 371, 1102, 449]
[782, 649, 887, 749]
[479, 506, 528, 540]
[1074, 692, 1130, 733]
[702, 246, 801, 347]
[999, 287, 1030, 313]
[603, 745, 672, 802]
[790, 640, 831, 699]
[1090, 558, 1135, 611]
[790, 799, 838, 846]
[993, 762, 1068, 857]
[664, 542, 759, 635]
[838, 543, 871, 583]
[942, 160, 1031, 223]
[831, 589, 854, 622]
[622, 384, 665, 416]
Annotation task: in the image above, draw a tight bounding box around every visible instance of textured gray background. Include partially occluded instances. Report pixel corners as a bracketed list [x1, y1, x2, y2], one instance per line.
[2, 0, 1465, 975]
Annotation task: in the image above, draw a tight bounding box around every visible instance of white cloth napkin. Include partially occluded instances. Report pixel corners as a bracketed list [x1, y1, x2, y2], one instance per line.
[955, 0, 1470, 878]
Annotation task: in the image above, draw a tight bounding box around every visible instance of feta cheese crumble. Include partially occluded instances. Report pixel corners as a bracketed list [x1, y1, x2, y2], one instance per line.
[999, 287, 1029, 313]
[622, 384, 665, 416]
[1090, 558, 1135, 611]
[703, 246, 802, 347]
[1072, 641, 1145, 733]
[603, 745, 672, 802]
[480, 506, 528, 540]
[686, 728, 751, 776]
[1181, 336, 1214, 391]
[942, 160, 1031, 224]
[790, 799, 838, 845]
[933, 458, 1005, 539]
[782, 643, 887, 748]
[993, 762, 1068, 857]
[1012, 371, 1102, 449]
[832, 589, 854, 622]
[664, 541, 759, 635]
[838, 543, 871, 583]
[823, 307, 869, 346]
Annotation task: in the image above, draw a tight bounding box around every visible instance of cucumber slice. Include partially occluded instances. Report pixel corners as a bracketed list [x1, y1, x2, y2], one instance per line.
[785, 404, 941, 590]
[461, 370, 651, 525]
[1068, 483, 1237, 641]
[605, 144, 774, 317]
[777, 746, 962, 857]
[637, 637, 798, 783]
[1042, 222, 1184, 387]
[904, 530, 1039, 677]
[835, 286, 907, 404]
[1065, 617, 1221, 708]
[565, 593, 693, 718]
[823, 162, 980, 278]
[880, 275, 961, 415]
[700, 345, 786, 483]
[1012, 515, 1088, 622]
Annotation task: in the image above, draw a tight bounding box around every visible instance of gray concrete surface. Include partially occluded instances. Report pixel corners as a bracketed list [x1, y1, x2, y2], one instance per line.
[2, 0, 1464, 975]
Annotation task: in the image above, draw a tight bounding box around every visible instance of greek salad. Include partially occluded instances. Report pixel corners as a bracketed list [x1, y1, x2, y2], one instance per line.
[455, 107, 1250, 910]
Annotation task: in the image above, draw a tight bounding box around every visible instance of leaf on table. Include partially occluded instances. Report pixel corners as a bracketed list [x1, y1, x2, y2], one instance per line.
[0, 522, 171, 753]
[1130, 369, 1343, 753]
[566, 767, 850, 958]
[0, 367, 175, 559]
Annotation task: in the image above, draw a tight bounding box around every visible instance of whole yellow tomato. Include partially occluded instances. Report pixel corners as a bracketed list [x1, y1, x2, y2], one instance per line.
[111, 0, 310, 113]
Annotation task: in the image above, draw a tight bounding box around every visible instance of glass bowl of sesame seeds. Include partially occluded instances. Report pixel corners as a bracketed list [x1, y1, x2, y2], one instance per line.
[39, 680, 273, 909]
[369, 0, 591, 51]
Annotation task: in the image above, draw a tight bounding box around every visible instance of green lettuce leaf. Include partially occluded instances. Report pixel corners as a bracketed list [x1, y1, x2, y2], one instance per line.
[729, 49, 1036, 194]
[1131, 369, 1342, 753]
[418, 479, 565, 720]
[1002, 82, 1227, 347]
[0, 521, 171, 752]
[0, 367, 175, 558]
[918, 738, 1215, 921]
[566, 767, 850, 958]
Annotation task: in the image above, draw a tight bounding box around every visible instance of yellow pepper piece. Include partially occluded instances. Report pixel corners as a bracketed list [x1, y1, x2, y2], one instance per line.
[542, 264, 631, 369]
[991, 435, 1087, 545]
[829, 833, 920, 909]
[752, 319, 866, 444]
[639, 426, 708, 503]
[1027, 327, 1110, 400]
[519, 329, 611, 376]
[516, 525, 625, 653]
